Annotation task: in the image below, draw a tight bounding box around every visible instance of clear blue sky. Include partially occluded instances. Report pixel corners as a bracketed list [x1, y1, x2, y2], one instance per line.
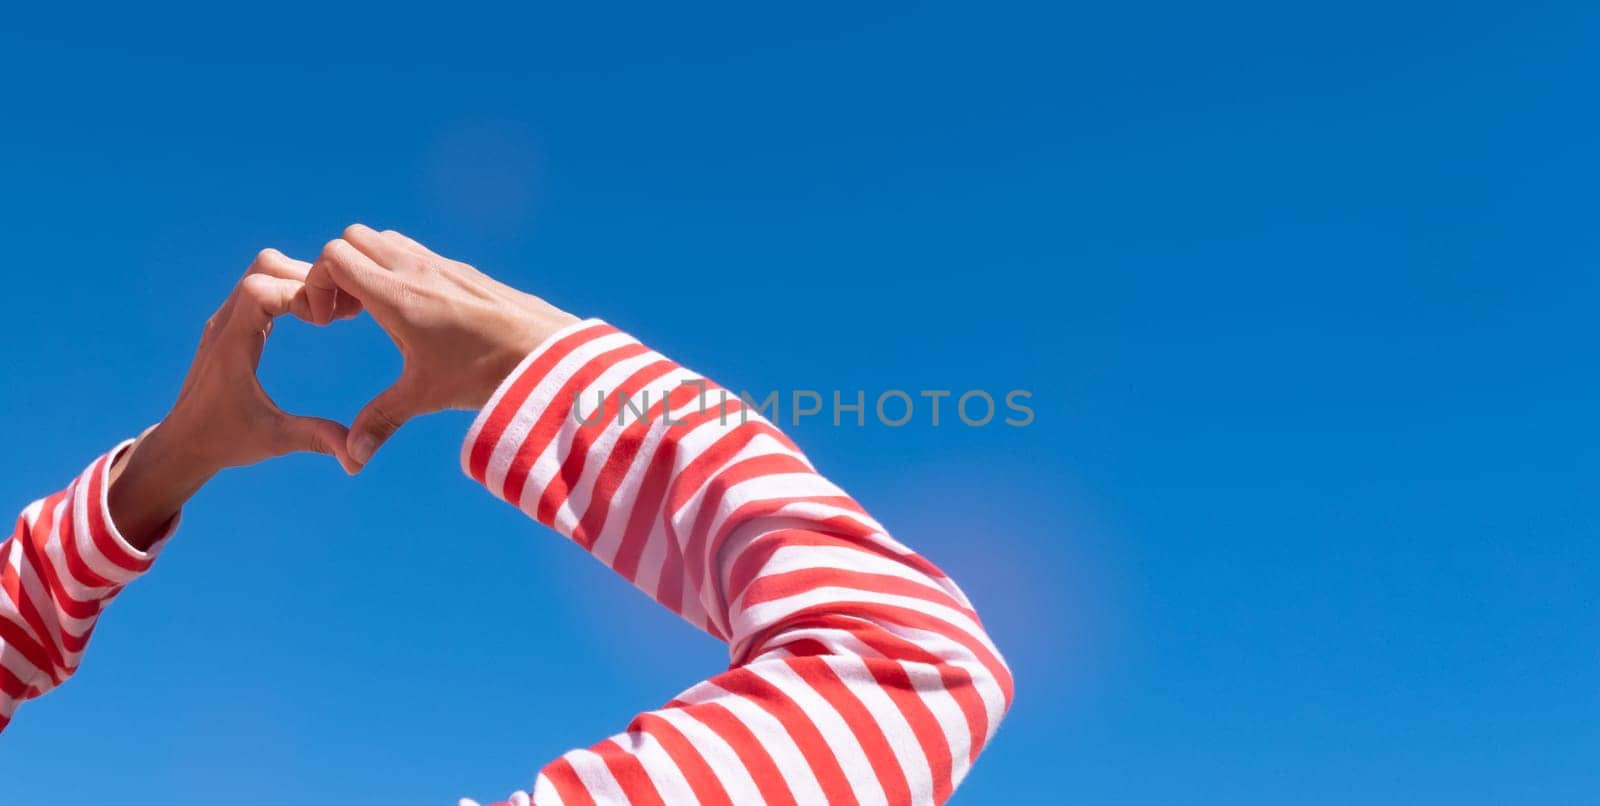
[1, 2, 1595, 803]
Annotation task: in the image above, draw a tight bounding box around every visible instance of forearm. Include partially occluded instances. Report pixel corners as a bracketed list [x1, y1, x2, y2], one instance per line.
[106, 423, 216, 551]
[0, 441, 176, 732]
[465, 320, 1013, 804]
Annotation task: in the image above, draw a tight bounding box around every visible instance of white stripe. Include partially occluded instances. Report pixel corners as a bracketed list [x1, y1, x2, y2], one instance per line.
[902, 660, 973, 787]
[659, 417, 796, 514]
[482, 330, 637, 498]
[666, 431, 808, 610]
[69, 472, 139, 586]
[699, 473, 853, 549]
[587, 385, 706, 569]
[528, 773, 565, 806]
[737, 585, 1000, 663]
[462, 318, 609, 457]
[753, 544, 965, 603]
[0, 623, 49, 693]
[514, 348, 667, 522]
[1, 539, 56, 689]
[676, 681, 830, 805]
[751, 660, 888, 806]
[550, 366, 700, 538]
[876, 622, 1009, 744]
[749, 622, 884, 660]
[614, 729, 699, 804]
[563, 747, 628, 803]
[37, 495, 115, 625]
[654, 706, 767, 804]
[822, 655, 936, 804]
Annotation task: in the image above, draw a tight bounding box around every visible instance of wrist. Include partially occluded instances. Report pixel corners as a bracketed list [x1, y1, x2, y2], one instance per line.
[139, 418, 224, 486]
[504, 293, 579, 360]
[468, 297, 579, 410]
[107, 422, 216, 550]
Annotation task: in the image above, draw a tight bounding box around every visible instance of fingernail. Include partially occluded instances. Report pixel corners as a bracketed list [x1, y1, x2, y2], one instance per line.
[351, 434, 378, 464]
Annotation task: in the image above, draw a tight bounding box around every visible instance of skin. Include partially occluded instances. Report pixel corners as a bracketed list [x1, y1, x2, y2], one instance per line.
[106, 227, 578, 549]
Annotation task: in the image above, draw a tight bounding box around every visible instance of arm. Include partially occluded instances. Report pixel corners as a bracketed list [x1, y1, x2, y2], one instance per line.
[466, 322, 1013, 805]
[309, 226, 1013, 805]
[0, 440, 177, 731]
[0, 250, 354, 733]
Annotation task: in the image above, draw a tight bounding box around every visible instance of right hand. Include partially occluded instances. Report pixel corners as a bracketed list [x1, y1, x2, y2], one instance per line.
[304, 224, 580, 470]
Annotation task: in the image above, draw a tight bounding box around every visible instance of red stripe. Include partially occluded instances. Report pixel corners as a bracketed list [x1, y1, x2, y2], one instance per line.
[15, 513, 95, 655]
[570, 403, 651, 552]
[468, 322, 617, 483]
[712, 668, 859, 805]
[938, 664, 993, 765]
[592, 737, 667, 806]
[669, 700, 798, 806]
[4, 533, 68, 676]
[722, 515, 950, 603]
[632, 712, 733, 806]
[665, 417, 800, 519]
[864, 658, 956, 802]
[0, 657, 34, 699]
[540, 757, 598, 806]
[743, 599, 1012, 711]
[18, 500, 102, 621]
[787, 657, 911, 805]
[32, 484, 118, 595]
[501, 342, 653, 508]
[673, 451, 817, 606]
[726, 529, 938, 614]
[0, 612, 53, 687]
[536, 358, 677, 537]
[83, 455, 150, 573]
[744, 567, 976, 620]
[759, 611, 992, 765]
[656, 523, 687, 616]
[703, 497, 874, 617]
[606, 385, 706, 583]
[660, 402, 757, 516]
[583, 385, 702, 579]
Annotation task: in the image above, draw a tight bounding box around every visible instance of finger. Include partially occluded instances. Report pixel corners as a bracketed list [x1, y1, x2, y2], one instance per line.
[247, 248, 312, 282]
[348, 377, 426, 468]
[331, 286, 366, 321]
[382, 228, 440, 259]
[275, 413, 358, 473]
[342, 223, 425, 272]
[230, 274, 309, 334]
[303, 252, 339, 326]
[307, 237, 390, 326]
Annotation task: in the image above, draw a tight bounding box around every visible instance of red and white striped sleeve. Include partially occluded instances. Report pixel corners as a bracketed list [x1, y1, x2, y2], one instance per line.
[0, 441, 176, 732]
[463, 320, 1014, 806]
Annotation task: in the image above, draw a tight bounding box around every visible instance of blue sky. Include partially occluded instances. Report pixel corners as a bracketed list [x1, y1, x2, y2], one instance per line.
[1, 1, 1596, 803]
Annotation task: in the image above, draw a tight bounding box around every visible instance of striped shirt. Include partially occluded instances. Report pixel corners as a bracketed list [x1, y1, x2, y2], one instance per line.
[0, 440, 174, 733]
[2, 320, 1014, 804]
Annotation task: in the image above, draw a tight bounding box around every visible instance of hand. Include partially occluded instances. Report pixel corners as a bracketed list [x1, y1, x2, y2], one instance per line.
[304, 224, 579, 469]
[109, 250, 356, 546]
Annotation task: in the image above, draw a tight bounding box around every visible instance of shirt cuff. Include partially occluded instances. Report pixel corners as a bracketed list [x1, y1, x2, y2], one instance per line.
[460, 318, 635, 506]
[76, 439, 179, 587]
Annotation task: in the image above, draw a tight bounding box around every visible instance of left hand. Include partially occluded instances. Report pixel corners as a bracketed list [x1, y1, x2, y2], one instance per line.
[108, 249, 357, 546]
[160, 248, 358, 473]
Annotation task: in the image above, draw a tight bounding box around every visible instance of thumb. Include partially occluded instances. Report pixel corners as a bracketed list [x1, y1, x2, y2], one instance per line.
[276, 414, 357, 473]
[349, 380, 425, 469]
